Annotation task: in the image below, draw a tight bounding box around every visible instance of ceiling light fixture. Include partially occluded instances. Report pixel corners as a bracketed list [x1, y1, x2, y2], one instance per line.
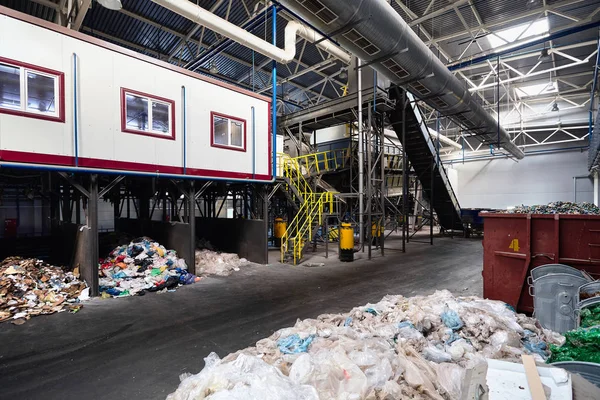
[539, 48, 550, 60]
[209, 61, 219, 74]
[551, 102, 559, 112]
[338, 68, 348, 80]
[97, 0, 122, 11]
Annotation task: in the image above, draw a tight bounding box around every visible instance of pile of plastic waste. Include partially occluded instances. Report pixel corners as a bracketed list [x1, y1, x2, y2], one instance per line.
[580, 305, 600, 328]
[548, 326, 600, 364]
[195, 249, 248, 277]
[0, 257, 87, 324]
[502, 201, 600, 215]
[167, 290, 563, 400]
[99, 237, 199, 297]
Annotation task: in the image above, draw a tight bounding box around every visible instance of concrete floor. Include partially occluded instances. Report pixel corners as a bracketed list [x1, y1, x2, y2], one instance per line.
[0, 234, 483, 400]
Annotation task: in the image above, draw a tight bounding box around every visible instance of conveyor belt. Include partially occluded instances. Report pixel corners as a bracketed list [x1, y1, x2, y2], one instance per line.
[389, 87, 462, 231]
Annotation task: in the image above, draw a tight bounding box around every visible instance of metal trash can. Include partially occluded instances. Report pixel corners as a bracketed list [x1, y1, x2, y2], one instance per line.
[532, 273, 589, 333]
[576, 296, 600, 328]
[578, 281, 600, 304]
[530, 264, 586, 282]
[551, 362, 600, 388]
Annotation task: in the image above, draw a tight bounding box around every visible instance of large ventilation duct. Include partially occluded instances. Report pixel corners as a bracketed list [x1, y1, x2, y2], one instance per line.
[278, 0, 525, 159]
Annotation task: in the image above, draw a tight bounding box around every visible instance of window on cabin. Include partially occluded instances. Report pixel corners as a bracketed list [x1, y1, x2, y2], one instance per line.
[0, 58, 63, 121]
[211, 113, 246, 151]
[122, 88, 174, 139]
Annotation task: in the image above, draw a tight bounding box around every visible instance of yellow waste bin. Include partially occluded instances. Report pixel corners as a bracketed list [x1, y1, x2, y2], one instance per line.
[371, 222, 384, 246]
[339, 222, 354, 262]
[274, 217, 286, 247]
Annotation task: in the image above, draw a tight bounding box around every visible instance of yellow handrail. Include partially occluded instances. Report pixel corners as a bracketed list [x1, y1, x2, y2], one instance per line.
[278, 150, 341, 264]
[281, 192, 334, 264]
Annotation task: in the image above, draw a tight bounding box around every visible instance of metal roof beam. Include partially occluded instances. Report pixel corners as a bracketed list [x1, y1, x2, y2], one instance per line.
[72, 0, 91, 31]
[408, 0, 471, 26]
[257, 58, 335, 93]
[468, 46, 598, 91]
[166, 0, 226, 61]
[449, 18, 600, 71]
[113, 6, 337, 104]
[29, 0, 59, 10]
[455, 40, 597, 73]
[424, 0, 587, 46]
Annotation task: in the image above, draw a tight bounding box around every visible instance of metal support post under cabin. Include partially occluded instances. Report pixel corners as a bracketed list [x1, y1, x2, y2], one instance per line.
[262, 186, 269, 264]
[188, 182, 196, 275]
[113, 183, 120, 223]
[357, 58, 364, 251]
[88, 175, 99, 296]
[325, 217, 328, 258]
[75, 193, 81, 225]
[430, 159, 434, 245]
[401, 90, 407, 253]
[380, 112, 385, 256]
[367, 102, 372, 260]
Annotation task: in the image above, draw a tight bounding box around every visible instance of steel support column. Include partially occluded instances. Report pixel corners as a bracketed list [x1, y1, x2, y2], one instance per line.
[188, 182, 196, 275]
[87, 174, 99, 296]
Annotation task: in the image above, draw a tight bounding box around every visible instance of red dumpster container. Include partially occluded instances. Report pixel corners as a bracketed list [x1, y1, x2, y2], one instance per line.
[482, 213, 600, 313]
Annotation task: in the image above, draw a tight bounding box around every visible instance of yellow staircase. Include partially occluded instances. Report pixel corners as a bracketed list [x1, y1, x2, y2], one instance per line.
[278, 150, 345, 264]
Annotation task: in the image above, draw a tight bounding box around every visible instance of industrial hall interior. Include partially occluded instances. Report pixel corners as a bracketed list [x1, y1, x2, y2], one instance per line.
[3, 0, 600, 398]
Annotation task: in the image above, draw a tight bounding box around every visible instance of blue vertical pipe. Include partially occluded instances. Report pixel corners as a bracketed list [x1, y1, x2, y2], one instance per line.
[182, 85, 187, 174]
[496, 56, 500, 149]
[252, 106, 256, 178]
[73, 53, 79, 167]
[589, 32, 600, 143]
[271, 5, 277, 178]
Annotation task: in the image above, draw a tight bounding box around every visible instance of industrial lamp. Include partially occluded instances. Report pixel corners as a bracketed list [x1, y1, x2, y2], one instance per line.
[551, 102, 559, 112]
[338, 68, 348, 80]
[97, 0, 122, 10]
[209, 61, 219, 74]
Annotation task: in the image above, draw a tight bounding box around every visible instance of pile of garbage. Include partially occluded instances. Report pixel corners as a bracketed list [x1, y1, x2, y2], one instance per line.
[502, 201, 600, 215]
[0, 257, 87, 324]
[195, 249, 248, 277]
[548, 326, 600, 364]
[99, 237, 199, 297]
[167, 290, 563, 400]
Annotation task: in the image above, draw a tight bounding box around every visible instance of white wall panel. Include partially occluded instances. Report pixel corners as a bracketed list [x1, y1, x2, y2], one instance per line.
[448, 150, 593, 209]
[0, 15, 64, 72]
[68, 37, 116, 163]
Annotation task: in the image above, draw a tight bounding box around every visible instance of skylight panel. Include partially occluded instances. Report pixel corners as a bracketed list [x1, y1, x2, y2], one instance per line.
[514, 81, 557, 98]
[487, 18, 549, 49]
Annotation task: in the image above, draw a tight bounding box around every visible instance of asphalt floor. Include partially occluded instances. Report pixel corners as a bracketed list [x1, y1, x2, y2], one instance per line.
[0, 233, 483, 400]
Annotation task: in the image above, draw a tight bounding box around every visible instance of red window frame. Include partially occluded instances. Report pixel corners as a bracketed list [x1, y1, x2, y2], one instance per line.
[210, 111, 247, 152]
[0, 56, 65, 123]
[120, 87, 176, 140]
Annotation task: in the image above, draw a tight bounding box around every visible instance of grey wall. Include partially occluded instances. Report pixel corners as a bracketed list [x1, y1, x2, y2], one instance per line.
[195, 217, 267, 264]
[447, 150, 592, 209]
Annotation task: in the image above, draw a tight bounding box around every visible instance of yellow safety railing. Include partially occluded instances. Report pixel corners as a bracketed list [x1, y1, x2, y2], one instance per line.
[292, 149, 350, 177]
[281, 192, 335, 264]
[279, 153, 312, 200]
[278, 150, 342, 264]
